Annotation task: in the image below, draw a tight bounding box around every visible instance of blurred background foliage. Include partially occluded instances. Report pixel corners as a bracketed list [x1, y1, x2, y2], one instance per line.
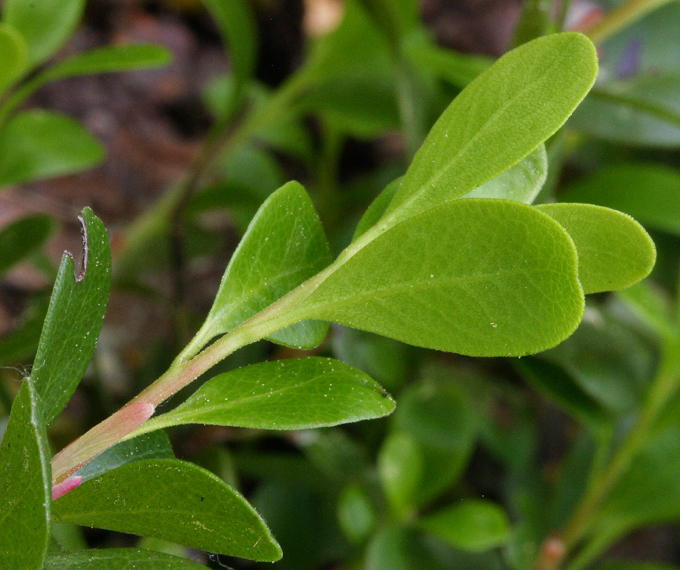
[2, 0, 680, 568]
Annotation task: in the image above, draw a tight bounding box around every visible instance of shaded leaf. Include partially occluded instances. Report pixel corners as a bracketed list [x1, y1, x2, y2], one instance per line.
[382, 33, 597, 227]
[43, 548, 209, 569]
[463, 144, 547, 203]
[294, 199, 584, 357]
[353, 176, 402, 241]
[561, 163, 680, 235]
[571, 75, 680, 147]
[378, 431, 424, 516]
[0, 110, 105, 187]
[0, 378, 50, 570]
[31, 208, 111, 426]
[0, 22, 27, 94]
[537, 203, 656, 294]
[41, 43, 171, 81]
[0, 214, 56, 278]
[338, 483, 376, 543]
[75, 431, 173, 483]
[515, 357, 612, 429]
[133, 357, 394, 435]
[3, 0, 85, 67]
[190, 181, 331, 354]
[418, 499, 511, 552]
[596, 563, 680, 570]
[53, 458, 282, 561]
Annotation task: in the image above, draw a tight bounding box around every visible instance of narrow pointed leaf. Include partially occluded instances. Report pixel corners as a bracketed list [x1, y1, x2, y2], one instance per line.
[3, 0, 85, 67]
[418, 499, 511, 552]
[295, 199, 584, 357]
[196, 181, 331, 352]
[537, 203, 656, 294]
[43, 548, 208, 569]
[40, 44, 171, 82]
[134, 357, 394, 435]
[0, 378, 51, 570]
[382, 32, 597, 227]
[53, 458, 282, 561]
[561, 163, 680, 235]
[32, 208, 111, 426]
[464, 144, 547, 203]
[0, 110, 105, 187]
[0, 214, 56, 278]
[0, 23, 27, 94]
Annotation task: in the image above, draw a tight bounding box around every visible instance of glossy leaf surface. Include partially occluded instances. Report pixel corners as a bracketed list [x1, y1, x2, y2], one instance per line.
[571, 75, 680, 147]
[297, 199, 584, 357]
[3, 0, 85, 66]
[197, 181, 331, 352]
[31, 208, 111, 426]
[561, 163, 680, 235]
[135, 357, 394, 434]
[75, 431, 173, 483]
[53, 458, 282, 561]
[382, 33, 597, 227]
[0, 379, 50, 570]
[418, 499, 511, 552]
[0, 214, 55, 278]
[0, 110, 105, 187]
[537, 203, 656, 294]
[43, 548, 208, 569]
[0, 22, 27, 94]
[41, 44, 171, 81]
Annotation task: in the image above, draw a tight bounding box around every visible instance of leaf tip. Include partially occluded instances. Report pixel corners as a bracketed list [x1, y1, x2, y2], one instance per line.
[52, 475, 82, 500]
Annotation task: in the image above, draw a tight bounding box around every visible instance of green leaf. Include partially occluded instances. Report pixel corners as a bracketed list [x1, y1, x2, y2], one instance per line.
[0, 22, 27, 94]
[43, 548, 209, 569]
[596, 563, 680, 570]
[0, 378, 51, 570]
[3, 0, 85, 67]
[537, 203, 656, 294]
[0, 214, 56, 278]
[378, 431, 424, 516]
[382, 32, 597, 227]
[353, 176, 402, 241]
[418, 499, 511, 552]
[463, 144, 547, 203]
[295, 199, 584, 357]
[202, 0, 257, 88]
[617, 281, 678, 341]
[75, 431, 173, 483]
[53, 458, 282, 561]
[192, 181, 332, 354]
[133, 357, 395, 435]
[40, 43, 171, 81]
[0, 110, 105, 187]
[570, 75, 680, 147]
[393, 378, 477, 504]
[561, 163, 680, 235]
[515, 357, 612, 429]
[338, 483, 376, 543]
[31, 208, 111, 426]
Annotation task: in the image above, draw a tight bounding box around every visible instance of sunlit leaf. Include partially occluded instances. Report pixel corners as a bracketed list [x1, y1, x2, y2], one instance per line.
[43, 548, 210, 569]
[133, 358, 394, 435]
[537, 203, 656, 294]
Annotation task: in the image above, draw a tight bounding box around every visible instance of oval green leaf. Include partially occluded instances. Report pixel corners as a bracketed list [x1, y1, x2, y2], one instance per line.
[561, 163, 680, 235]
[0, 378, 51, 570]
[295, 199, 584, 357]
[0, 110, 105, 188]
[378, 431, 424, 517]
[3, 0, 85, 67]
[53, 458, 282, 561]
[382, 32, 597, 227]
[133, 357, 394, 435]
[537, 203, 656, 294]
[0, 22, 27, 94]
[418, 499, 511, 552]
[31, 208, 111, 426]
[189, 181, 332, 355]
[43, 548, 211, 569]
